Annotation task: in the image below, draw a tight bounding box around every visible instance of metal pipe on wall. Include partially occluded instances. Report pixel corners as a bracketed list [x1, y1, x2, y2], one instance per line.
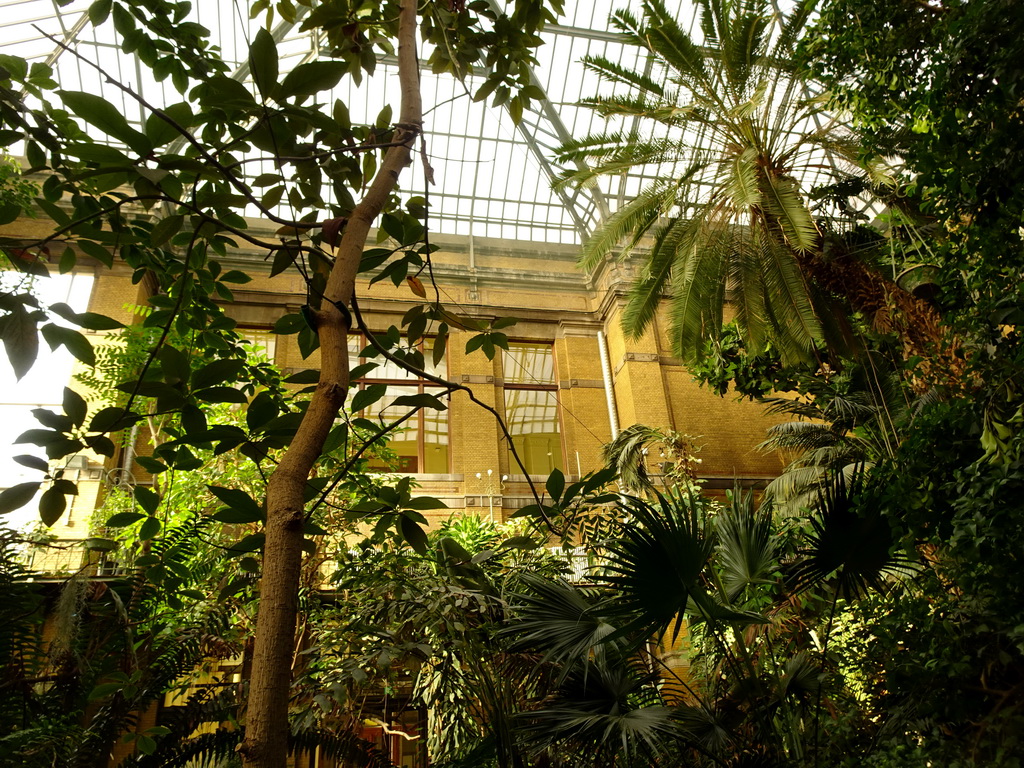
[597, 330, 619, 440]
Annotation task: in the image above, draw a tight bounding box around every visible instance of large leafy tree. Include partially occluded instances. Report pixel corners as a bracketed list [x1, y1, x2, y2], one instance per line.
[558, 0, 949, 377]
[0, 0, 560, 766]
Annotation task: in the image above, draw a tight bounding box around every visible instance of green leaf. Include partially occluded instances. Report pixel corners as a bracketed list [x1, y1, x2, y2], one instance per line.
[278, 61, 347, 100]
[400, 516, 429, 555]
[76, 240, 114, 267]
[105, 512, 145, 527]
[62, 387, 87, 427]
[323, 422, 348, 454]
[0, 482, 40, 514]
[208, 486, 264, 522]
[150, 214, 184, 247]
[38, 487, 67, 526]
[134, 456, 167, 474]
[195, 386, 249, 404]
[13, 454, 48, 472]
[246, 391, 279, 431]
[546, 468, 565, 503]
[1, 305, 39, 379]
[144, 102, 193, 147]
[88, 0, 112, 25]
[90, 406, 139, 432]
[350, 384, 387, 413]
[139, 516, 162, 540]
[499, 536, 538, 550]
[219, 270, 251, 284]
[41, 324, 95, 366]
[249, 28, 279, 101]
[191, 358, 246, 390]
[391, 393, 448, 410]
[84, 434, 116, 457]
[226, 532, 265, 555]
[57, 90, 152, 154]
[283, 369, 319, 384]
[303, 519, 328, 536]
[132, 488, 159, 516]
[404, 496, 449, 510]
[88, 682, 123, 701]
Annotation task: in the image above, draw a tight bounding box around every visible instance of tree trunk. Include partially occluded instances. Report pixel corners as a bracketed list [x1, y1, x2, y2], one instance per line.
[799, 249, 965, 390]
[238, 2, 422, 765]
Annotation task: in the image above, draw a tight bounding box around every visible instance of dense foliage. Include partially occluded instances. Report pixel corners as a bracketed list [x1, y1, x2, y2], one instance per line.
[1, 0, 1024, 765]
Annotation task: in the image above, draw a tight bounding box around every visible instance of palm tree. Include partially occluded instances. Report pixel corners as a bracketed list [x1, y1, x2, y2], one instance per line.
[504, 482, 913, 766]
[558, 0, 951, 375]
[756, 358, 909, 510]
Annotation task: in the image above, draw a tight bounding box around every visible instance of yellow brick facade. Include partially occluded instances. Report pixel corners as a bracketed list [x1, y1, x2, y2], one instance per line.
[16, 225, 788, 543]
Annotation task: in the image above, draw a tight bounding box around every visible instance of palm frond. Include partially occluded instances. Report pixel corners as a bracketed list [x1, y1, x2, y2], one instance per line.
[505, 575, 619, 673]
[758, 172, 820, 253]
[580, 55, 666, 97]
[602, 423, 668, 495]
[788, 467, 916, 599]
[715, 495, 780, 600]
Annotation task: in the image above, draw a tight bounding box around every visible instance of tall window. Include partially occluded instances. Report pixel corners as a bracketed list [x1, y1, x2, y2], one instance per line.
[350, 337, 449, 474]
[503, 343, 564, 476]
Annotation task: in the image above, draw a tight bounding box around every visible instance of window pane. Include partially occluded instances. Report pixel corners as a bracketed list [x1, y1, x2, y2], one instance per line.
[503, 343, 555, 386]
[423, 401, 449, 473]
[505, 389, 563, 475]
[370, 386, 419, 472]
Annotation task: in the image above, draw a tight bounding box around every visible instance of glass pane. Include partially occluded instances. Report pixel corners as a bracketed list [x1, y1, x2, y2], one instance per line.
[504, 389, 563, 475]
[369, 386, 419, 472]
[238, 330, 277, 361]
[348, 336, 363, 373]
[503, 343, 555, 385]
[423, 402, 449, 473]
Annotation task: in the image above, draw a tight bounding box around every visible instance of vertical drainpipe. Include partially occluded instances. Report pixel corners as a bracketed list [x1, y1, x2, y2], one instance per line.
[597, 330, 619, 440]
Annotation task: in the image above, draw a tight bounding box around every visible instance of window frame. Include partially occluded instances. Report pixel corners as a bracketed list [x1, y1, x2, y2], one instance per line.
[501, 341, 565, 478]
[350, 335, 451, 475]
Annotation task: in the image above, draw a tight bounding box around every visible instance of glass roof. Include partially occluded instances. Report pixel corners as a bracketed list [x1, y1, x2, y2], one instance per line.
[1, 0, 845, 246]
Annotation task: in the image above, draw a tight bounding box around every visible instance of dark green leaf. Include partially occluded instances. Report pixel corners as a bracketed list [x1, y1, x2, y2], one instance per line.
[246, 391, 279, 431]
[139, 516, 161, 540]
[90, 406, 139, 432]
[145, 102, 193, 147]
[392, 393, 448, 410]
[191, 358, 246, 390]
[404, 496, 449, 510]
[150, 214, 184, 247]
[400, 516, 429, 555]
[13, 454, 48, 472]
[62, 387, 88, 427]
[57, 90, 152, 154]
[41, 324, 95, 366]
[49, 303, 124, 331]
[134, 456, 167, 474]
[278, 61, 347, 100]
[195, 386, 249, 403]
[546, 468, 565, 503]
[38, 487, 67, 526]
[88, 682, 123, 701]
[0, 482, 40, 514]
[350, 384, 387, 413]
[249, 28, 279, 100]
[106, 512, 145, 527]
[284, 369, 319, 384]
[499, 536, 538, 550]
[134, 487, 161, 515]
[226, 532, 265, 555]
[219, 270, 251, 284]
[1, 305, 39, 379]
[208, 485, 264, 522]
